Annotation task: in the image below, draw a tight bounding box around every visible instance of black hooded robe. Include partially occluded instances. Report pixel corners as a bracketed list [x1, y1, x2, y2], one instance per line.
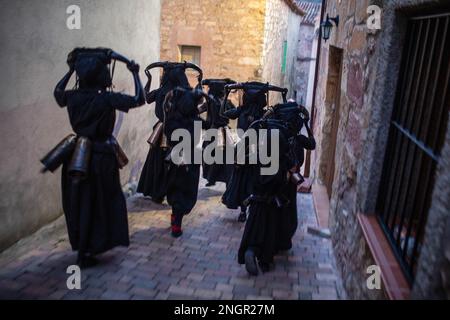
[137, 67, 191, 202]
[202, 96, 235, 184]
[164, 89, 203, 225]
[237, 124, 290, 265]
[276, 133, 316, 249]
[221, 90, 266, 210]
[60, 90, 138, 254]
[136, 88, 169, 202]
[269, 103, 317, 252]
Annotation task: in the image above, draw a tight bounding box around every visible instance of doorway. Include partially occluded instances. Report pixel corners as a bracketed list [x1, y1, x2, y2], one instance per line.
[324, 46, 343, 199]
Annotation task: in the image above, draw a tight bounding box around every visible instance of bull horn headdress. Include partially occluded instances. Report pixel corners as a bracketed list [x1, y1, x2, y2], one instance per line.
[144, 61, 203, 93]
[221, 82, 289, 116]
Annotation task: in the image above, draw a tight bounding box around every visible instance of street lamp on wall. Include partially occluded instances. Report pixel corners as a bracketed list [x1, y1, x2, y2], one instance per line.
[321, 14, 340, 42]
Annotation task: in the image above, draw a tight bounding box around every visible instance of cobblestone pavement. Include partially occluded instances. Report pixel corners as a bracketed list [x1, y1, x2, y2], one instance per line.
[0, 179, 345, 300]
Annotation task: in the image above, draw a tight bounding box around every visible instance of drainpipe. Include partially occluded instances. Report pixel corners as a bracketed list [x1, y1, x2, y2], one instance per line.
[303, 0, 327, 179]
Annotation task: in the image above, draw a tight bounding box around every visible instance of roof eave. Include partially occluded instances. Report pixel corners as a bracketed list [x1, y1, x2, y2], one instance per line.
[283, 0, 306, 16]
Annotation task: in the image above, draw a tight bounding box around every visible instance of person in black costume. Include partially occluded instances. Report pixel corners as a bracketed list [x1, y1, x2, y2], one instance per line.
[52, 48, 145, 268]
[238, 101, 315, 276]
[271, 102, 316, 252]
[221, 82, 288, 222]
[201, 78, 236, 187]
[163, 87, 208, 237]
[137, 62, 202, 203]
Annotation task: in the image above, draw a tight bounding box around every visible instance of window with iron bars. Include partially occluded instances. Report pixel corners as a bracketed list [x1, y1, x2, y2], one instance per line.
[376, 12, 450, 284]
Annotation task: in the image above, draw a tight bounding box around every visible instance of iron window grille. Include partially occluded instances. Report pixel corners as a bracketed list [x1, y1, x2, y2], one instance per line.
[376, 12, 450, 283]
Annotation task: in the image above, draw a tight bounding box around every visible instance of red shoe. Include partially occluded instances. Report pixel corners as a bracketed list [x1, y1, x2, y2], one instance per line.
[171, 225, 183, 238]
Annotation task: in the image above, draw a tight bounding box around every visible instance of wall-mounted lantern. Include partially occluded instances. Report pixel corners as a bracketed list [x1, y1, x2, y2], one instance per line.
[321, 14, 340, 42]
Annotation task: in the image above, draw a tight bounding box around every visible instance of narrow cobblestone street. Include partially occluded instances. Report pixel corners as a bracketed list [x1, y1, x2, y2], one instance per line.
[0, 179, 344, 300]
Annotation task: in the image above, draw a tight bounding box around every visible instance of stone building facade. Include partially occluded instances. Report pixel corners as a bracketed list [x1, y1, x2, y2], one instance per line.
[261, 0, 303, 100]
[0, 0, 162, 251]
[295, 1, 322, 108]
[312, 0, 450, 299]
[160, 0, 304, 101]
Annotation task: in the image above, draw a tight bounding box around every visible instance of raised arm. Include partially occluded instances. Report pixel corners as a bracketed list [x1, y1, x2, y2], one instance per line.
[297, 121, 316, 150]
[146, 90, 158, 104]
[304, 121, 314, 138]
[107, 61, 145, 112]
[221, 96, 241, 120]
[223, 106, 241, 120]
[54, 68, 74, 107]
[128, 61, 145, 107]
[108, 51, 145, 107]
[144, 68, 159, 104]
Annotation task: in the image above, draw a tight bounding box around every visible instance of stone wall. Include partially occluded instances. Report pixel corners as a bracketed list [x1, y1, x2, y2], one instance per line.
[261, 0, 302, 102]
[0, 0, 161, 251]
[160, 0, 267, 82]
[294, 0, 322, 108]
[312, 0, 388, 299]
[295, 23, 316, 105]
[285, 7, 303, 99]
[161, 0, 303, 101]
[313, 0, 450, 299]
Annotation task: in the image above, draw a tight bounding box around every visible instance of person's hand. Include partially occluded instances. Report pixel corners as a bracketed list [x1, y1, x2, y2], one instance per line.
[290, 165, 299, 174]
[127, 60, 140, 73]
[299, 105, 310, 122]
[145, 68, 152, 79]
[287, 171, 292, 181]
[67, 49, 78, 70]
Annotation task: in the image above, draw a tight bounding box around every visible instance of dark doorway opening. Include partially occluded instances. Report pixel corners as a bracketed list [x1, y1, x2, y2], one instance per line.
[324, 46, 343, 199]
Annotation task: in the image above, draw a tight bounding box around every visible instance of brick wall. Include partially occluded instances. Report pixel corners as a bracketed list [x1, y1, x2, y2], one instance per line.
[160, 0, 267, 82]
[160, 0, 303, 100]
